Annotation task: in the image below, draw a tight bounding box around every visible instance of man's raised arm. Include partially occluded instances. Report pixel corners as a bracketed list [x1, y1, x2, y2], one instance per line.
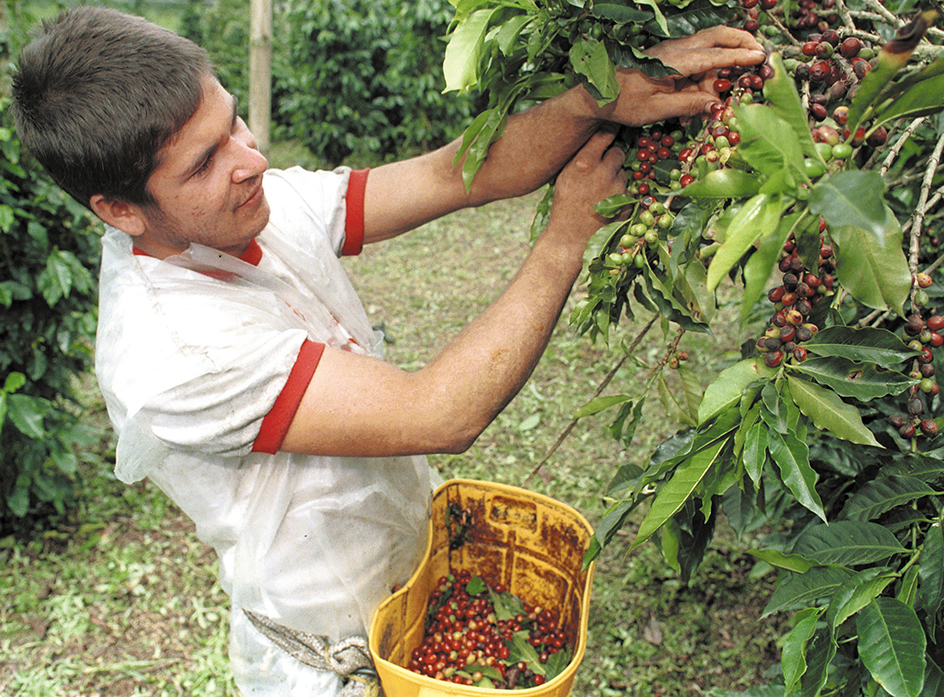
[280, 130, 628, 457]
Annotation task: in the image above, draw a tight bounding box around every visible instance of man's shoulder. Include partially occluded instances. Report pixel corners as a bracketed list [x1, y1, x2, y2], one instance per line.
[263, 166, 351, 203]
[262, 166, 353, 256]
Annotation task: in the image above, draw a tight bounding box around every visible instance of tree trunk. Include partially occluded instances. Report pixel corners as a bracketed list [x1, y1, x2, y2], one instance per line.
[249, 0, 272, 155]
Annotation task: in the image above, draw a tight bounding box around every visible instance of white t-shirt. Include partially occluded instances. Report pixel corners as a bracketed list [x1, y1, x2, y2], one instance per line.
[95, 166, 430, 696]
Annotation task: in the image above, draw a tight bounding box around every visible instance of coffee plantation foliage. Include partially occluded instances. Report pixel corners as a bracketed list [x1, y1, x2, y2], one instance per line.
[278, 0, 487, 165]
[443, 0, 944, 694]
[0, 113, 101, 528]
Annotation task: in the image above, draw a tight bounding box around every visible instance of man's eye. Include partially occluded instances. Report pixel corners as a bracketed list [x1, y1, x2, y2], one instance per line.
[194, 157, 212, 176]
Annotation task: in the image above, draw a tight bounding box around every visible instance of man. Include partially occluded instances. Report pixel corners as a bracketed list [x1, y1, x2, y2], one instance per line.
[11, 6, 764, 695]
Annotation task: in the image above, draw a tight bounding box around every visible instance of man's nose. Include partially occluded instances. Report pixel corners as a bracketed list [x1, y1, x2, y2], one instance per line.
[232, 135, 268, 182]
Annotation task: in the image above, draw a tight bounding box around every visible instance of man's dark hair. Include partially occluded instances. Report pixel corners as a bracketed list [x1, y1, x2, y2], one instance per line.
[11, 6, 214, 207]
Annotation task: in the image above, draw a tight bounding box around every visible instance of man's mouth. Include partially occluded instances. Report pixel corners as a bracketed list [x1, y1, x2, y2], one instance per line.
[238, 182, 264, 210]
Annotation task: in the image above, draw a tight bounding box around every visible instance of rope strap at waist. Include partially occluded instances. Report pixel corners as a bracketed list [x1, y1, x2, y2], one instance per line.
[243, 608, 383, 697]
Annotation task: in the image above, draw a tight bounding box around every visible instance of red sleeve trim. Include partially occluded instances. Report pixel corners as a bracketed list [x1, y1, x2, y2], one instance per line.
[342, 168, 370, 257]
[252, 340, 326, 454]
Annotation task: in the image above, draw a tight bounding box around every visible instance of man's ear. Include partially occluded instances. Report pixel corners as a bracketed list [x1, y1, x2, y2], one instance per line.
[89, 195, 147, 237]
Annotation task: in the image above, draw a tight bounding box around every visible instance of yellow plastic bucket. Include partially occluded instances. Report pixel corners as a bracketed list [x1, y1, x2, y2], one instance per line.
[369, 478, 596, 697]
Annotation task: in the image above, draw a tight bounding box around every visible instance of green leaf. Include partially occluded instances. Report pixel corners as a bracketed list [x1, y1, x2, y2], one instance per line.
[574, 393, 632, 419]
[466, 576, 487, 596]
[585, 498, 641, 565]
[856, 598, 926, 697]
[644, 3, 736, 38]
[782, 607, 824, 693]
[763, 566, 855, 617]
[922, 659, 944, 697]
[762, 53, 822, 160]
[743, 420, 768, 489]
[830, 211, 912, 316]
[731, 104, 806, 184]
[38, 248, 74, 307]
[7, 393, 48, 439]
[494, 14, 533, 55]
[761, 380, 789, 434]
[747, 548, 817, 574]
[569, 38, 620, 104]
[673, 250, 716, 325]
[677, 168, 761, 199]
[808, 170, 888, 243]
[659, 373, 696, 427]
[456, 106, 509, 192]
[642, 259, 711, 332]
[768, 429, 827, 523]
[801, 326, 919, 368]
[839, 475, 935, 522]
[7, 476, 31, 517]
[845, 11, 938, 135]
[740, 214, 794, 326]
[589, 3, 653, 23]
[917, 523, 944, 622]
[886, 453, 944, 483]
[707, 193, 784, 291]
[594, 193, 636, 218]
[508, 632, 547, 675]
[583, 218, 625, 268]
[443, 8, 496, 93]
[489, 588, 526, 622]
[676, 363, 704, 421]
[793, 521, 906, 567]
[872, 72, 944, 131]
[605, 463, 645, 497]
[631, 435, 731, 550]
[3, 372, 26, 393]
[826, 568, 896, 629]
[798, 627, 838, 696]
[786, 374, 882, 447]
[607, 397, 646, 448]
[788, 356, 917, 401]
[544, 643, 572, 680]
[898, 566, 920, 607]
[0, 204, 13, 233]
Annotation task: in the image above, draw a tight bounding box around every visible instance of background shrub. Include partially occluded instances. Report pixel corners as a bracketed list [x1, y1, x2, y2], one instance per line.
[275, 0, 483, 166]
[0, 113, 102, 528]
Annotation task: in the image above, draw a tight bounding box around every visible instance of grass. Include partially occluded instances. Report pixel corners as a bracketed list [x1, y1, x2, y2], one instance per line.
[0, 192, 787, 696]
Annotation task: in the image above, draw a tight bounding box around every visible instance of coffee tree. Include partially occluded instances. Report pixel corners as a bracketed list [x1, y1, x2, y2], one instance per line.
[444, 0, 944, 694]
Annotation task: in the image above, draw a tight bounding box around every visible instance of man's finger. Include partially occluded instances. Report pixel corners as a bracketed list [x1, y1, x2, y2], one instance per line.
[677, 25, 766, 51]
[582, 127, 620, 161]
[664, 48, 768, 78]
[646, 92, 725, 121]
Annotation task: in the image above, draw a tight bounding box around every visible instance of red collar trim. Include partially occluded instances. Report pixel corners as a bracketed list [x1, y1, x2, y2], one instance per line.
[131, 238, 264, 266]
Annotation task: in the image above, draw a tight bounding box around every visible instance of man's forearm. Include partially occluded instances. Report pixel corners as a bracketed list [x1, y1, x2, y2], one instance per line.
[362, 86, 603, 243]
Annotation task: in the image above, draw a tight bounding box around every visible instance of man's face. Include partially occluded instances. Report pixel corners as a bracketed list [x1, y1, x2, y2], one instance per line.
[137, 76, 270, 258]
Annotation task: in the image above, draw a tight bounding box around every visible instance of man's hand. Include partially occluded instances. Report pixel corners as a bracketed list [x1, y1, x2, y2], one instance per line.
[600, 26, 767, 126]
[543, 128, 627, 249]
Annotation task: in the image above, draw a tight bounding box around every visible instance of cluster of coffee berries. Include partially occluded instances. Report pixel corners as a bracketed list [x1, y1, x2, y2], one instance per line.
[778, 27, 892, 157]
[788, 0, 840, 32]
[756, 231, 836, 367]
[889, 311, 942, 439]
[669, 350, 690, 369]
[609, 197, 675, 270]
[627, 127, 689, 192]
[680, 63, 772, 178]
[741, 0, 784, 33]
[408, 569, 570, 689]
